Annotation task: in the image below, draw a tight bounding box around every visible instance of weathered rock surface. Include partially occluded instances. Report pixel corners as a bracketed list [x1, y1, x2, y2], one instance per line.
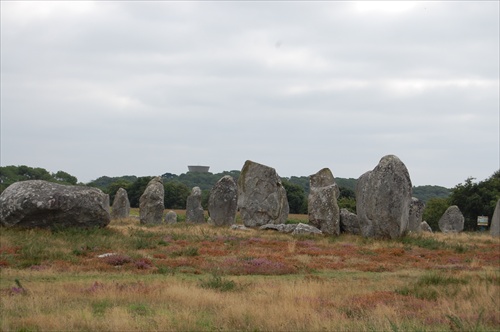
[231, 224, 250, 231]
[408, 197, 425, 233]
[237, 160, 289, 227]
[0, 180, 110, 228]
[421, 221, 433, 233]
[139, 177, 164, 225]
[292, 223, 323, 236]
[340, 208, 360, 235]
[438, 205, 464, 233]
[490, 199, 500, 237]
[208, 176, 238, 226]
[356, 155, 413, 239]
[308, 168, 340, 235]
[259, 223, 322, 235]
[186, 187, 205, 223]
[165, 210, 177, 224]
[111, 188, 130, 219]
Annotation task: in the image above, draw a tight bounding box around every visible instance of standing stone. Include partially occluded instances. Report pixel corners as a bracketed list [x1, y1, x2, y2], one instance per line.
[308, 168, 340, 235]
[356, 155, 413, 239]
[340, 208, 360, 235]
[139, 177, 164, 225]
[438, 205, 464, 233]
[208, 176, 238, 226]
[165, 210, 177, 224]
[0, 180, 110, 228]
[421, 221, 433, 233]
[237, 160, 289, 227]
[186, 187, 205, 223]
[490, 199, 500, 236]
[111, 188, 130, 219]
[408, 197, 425, 233]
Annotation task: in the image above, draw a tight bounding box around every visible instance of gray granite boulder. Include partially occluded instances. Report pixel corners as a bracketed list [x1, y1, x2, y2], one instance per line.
[408, 197, 425, 233]
[165, 210, 177, 224]
[0, 180, 110, 228]
[356, 155, 413, 239]
[208, 175, 238, 226]
[438, 205, 464, 233]
[237, 160, 289, 227]
[308, 168, 340, 235]
[186, 187, 205, 223]
[421, 221, 433, 233]
[490, 199, 500, 236]
[111, 188, 130, 219]
[260, 223, 322, 235]
[139, 176, 165, 225]
[340, 208, 360, 235]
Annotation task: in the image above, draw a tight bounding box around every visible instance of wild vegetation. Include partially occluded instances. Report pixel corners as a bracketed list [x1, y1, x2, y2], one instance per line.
[1, 211, 499, 331]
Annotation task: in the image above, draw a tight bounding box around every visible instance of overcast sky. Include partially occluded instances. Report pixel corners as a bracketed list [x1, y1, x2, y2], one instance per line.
[1, 1, 499, 188]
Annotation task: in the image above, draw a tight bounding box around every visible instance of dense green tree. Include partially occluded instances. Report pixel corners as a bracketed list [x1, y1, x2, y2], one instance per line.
[448, 171, 500, 231]
[52, 171, 78, 185]
[164, 181, 191, 209]
[0, 165, 77, 193]
[412, 185, 450, 203]
[282, 180, 307, 214]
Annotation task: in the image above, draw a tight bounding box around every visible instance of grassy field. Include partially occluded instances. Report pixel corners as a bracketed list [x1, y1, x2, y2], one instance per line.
[1, 210, 499, 331]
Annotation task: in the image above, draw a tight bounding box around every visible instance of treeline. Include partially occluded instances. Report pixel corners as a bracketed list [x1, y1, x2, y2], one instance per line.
[4, 165, 497, 232]
[423, 170, 500, 232]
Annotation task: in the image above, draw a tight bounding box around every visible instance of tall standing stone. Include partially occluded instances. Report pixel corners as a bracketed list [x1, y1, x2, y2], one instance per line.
[308, 168, 340, 235]
[356, 155, 413, 239]
[438, 205, 464, 233]
[186, 187, 205, 223]
[0, 180, 110, 228]
[408, 197, 425, 233]
[139, 177, 164, 225]
[208, 176, 238, 226]
[490, 199, 500, 237]
[111, 188, 130, 219]
[237, 160, 289, 227]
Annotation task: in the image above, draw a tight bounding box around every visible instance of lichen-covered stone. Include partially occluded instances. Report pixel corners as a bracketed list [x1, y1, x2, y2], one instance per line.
[308, 168, 340, 235]
[356, 155, 412, 238]
[139, 177, 164, 225]
[340, 208, 360, 235]
[408, 197, 425, 233]
[237, 160, 289, 227]
[208, 176, 237, 226]
[421, 221, 433, 233]
[438, 205, 464, 233]
[186, 187, 205, 223]
[111, 188, 130, 219]
[490, 199, 500, 237]
[0, 180, 110, 228]
[165, 210, 177, 224]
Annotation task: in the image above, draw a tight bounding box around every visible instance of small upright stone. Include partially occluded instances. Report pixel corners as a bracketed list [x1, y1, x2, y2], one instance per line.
[421, 221, 433, 233]
[438, 205, 464, 233]
[408, 197, 425, 233]
[139, 177, 165, 225]
[165, 210, 177, 224]
[308, 168, 340, 235]
[489, 199, 500, 237]
[208, 176, 238, 226]
[111, 188, 130, 219]
[186, 187, 205, 223]
[340, 208, 360, 235]
[237, 160, 289, 227]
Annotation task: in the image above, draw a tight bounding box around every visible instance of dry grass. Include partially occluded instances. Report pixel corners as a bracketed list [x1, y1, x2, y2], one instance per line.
[1, 213, 499, 331]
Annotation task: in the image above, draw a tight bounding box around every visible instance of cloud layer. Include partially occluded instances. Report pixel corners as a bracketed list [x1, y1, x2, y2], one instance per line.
[1, 1, 499, 187]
